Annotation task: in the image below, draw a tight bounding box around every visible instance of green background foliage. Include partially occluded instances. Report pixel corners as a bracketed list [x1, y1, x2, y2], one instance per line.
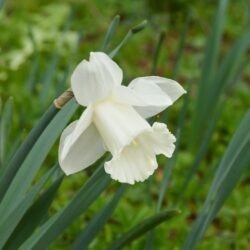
[0, 0, 249, 249]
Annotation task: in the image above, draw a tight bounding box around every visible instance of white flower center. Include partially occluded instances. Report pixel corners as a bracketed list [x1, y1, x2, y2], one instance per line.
[93, 99, 151, 156]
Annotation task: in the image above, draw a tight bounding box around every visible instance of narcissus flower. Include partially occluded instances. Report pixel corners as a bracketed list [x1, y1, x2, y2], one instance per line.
[59, 52, 186, 184]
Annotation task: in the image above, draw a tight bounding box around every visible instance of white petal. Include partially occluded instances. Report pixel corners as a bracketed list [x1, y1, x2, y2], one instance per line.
[104, 143, 158, 185]
[90, 52, 122, 86]
[60, 105, 94, 161]
[93, 100, 151, 156]
[140, 122, 176, 158]
[112, 83, 171, 106]
[59, 121, 106, 175]
[113, 76, 186, 118]
[71, 52, 123, 106]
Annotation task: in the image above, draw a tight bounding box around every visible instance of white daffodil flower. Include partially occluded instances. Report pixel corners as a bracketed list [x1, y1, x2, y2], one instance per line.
[59, 52, 186, 184]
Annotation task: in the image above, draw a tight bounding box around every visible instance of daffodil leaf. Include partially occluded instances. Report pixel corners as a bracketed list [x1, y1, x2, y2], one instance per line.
[108, 209, 180, 250]
[101, 15, 120, 51]
[179, 104, 222, 196]
[183, 110, 250, 250]
[0, 100, 78, 219]
[183, 29, 250, 190]
[192, 0, 228, 146]
[0, 166, 56, 248]
[0, 103, 59, 202]
[4, 172, 64, 249]
[20, 164, 111, 250]
[0, 97, 13, 172]
[212, 29, 250, 94]
[72, 184, 126, 250]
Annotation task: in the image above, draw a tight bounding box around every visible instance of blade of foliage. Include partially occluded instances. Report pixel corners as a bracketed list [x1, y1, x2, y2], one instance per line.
[109, 20, 148, 58]
[0, 98, 13, 171]
[195, 30, 250, 146]
[179, 104, 223, 197]
[0, 166, 57, 248]
[181, 31, 250, 193]
[172, 12, 190, 78]
[0, 100, 77, 218]
[0, 103, 59, 202]
[4, 172, 64, 249]
[151, 30, 166, 74]
[192, 0, 228, 146]
[208, 111, 250, 201]
[208, 29, 250, 104]
[5, 136, 21, 167]
[144, 231, 154, 250]
[101, 15, 120, 51]
[108, 209, 180, 250]
[20, 165, 111, 250]
[72, 184, 126, 250]
[183, 111, 250, 250]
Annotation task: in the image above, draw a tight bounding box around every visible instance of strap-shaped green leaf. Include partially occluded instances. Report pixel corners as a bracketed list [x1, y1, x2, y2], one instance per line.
[0, 166, 56, 248]
[20, 165, 111, 250]
[0, 97, 13, 172]
[0, 104, 59, 202]
[4, 172, 64, 249]
[101, 15, 120, 51]
[179, 104, 222, 196]
[72, 184, 126, 250]
[183, 110, 250, 249]
[192, 0, 228, 146]
[183, 30, 250, 192]
[210, 29, 250, 101]
[0, 100, 78, 219]
[108, 209, 180, 250]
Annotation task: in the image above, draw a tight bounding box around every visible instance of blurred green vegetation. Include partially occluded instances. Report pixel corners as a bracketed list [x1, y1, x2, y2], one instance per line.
[0, 0, 249, 249]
